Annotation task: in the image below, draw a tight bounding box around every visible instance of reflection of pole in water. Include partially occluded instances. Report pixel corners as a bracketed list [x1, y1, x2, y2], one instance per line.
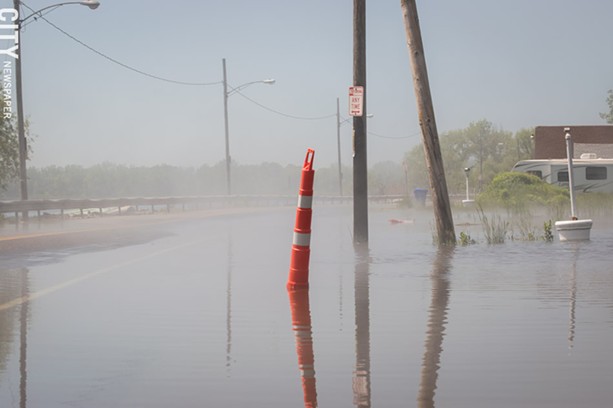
[288, 288, 318, 408]
[20, 268, 29, 408]
[353, 245, 371, 408]
[568, 248, 579, 350]
[339, 272, 344, 331]
[338, 219, 345, 330]
[0, 267, 30, 408]
[226, 235, 233, 373]
[418, 247, 454, 408]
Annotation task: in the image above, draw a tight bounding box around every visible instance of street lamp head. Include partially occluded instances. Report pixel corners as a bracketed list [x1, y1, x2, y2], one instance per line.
[20, 0, 101, 23]
[79, 0, 100, 10]
[263, 79, 276, 85]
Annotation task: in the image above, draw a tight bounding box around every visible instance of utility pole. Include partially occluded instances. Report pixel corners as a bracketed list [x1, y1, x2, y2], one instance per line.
[400, 0, 455, 245]
[14, 0, 29, 219]
[478, 130, 483, 192]
[353, 0, 368, 245]
[222, 58, 231, 196]
[336, 97, 343, 196]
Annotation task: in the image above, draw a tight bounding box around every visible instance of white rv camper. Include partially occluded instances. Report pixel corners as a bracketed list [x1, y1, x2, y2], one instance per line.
[512, 154, 613, 193]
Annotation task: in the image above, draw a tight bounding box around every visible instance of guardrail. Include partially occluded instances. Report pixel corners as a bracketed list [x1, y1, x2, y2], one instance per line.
[0, 195, 407, 218]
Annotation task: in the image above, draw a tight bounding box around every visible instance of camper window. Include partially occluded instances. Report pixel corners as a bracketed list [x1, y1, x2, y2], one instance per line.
[557, 171, 569, 182]
[586, 166, 607, 180]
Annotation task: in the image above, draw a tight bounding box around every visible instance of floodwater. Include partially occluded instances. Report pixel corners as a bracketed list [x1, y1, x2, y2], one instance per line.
[1, 205, 612, 407]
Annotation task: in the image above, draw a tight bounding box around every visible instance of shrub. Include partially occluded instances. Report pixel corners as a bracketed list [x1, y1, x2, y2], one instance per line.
[477, 172, 568, 212]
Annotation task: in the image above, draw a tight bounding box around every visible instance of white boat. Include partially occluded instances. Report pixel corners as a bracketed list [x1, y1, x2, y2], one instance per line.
[512, 154, 613, 193]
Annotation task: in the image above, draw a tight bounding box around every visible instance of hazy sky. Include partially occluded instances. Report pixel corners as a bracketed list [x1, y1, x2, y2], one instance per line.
[3, 0, 612, 169]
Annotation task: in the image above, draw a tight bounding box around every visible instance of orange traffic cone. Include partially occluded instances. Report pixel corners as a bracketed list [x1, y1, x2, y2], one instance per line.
[287, 149, 315, 289]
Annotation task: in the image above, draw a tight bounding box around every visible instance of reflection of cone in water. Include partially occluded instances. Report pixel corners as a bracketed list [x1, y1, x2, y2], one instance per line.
[288, 288, 318, 408]
[288, 149, 315, 289]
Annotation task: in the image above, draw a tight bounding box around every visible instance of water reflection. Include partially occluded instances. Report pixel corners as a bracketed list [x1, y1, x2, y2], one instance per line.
[567, 247, 578, 350]
[226, 235, 233, 373]
[287, 288, 318, 407]
[353, 244, 371, 408]
[417, 246, 454, 408]
[0, 268, 29, 408]
[19, 269, 29, 408]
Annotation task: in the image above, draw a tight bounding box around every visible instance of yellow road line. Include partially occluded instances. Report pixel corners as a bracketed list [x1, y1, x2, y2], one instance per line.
[0, 207, 269, 242]
[0, 230, 88, 242]
[0, 240, 200, 312]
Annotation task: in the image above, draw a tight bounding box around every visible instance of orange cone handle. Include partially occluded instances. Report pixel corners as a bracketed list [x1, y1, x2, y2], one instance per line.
[287, 149, 315, 289]
[288, 288, 318, 408]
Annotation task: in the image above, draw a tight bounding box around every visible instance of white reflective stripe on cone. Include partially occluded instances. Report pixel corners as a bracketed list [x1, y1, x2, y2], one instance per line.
[299, 365, 316, 378]
[297, 195, 313, 209]
[293, 232, 311, 247]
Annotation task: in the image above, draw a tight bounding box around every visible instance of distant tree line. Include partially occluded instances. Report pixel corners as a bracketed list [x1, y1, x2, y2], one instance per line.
[0, 160, 409, 200]
[1, 120, 533, 201]
[3, 91, 613, 199]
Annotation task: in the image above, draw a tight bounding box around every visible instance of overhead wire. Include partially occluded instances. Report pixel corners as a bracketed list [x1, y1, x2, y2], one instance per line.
[234, 90, 336, 121]
[20, 2, 221, 86]
[20, 4, 62, 28]
[19, 2, 417, 136]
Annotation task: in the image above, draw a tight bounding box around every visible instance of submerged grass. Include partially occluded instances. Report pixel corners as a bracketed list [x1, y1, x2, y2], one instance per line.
[466, 171, 611, 244]
[449, 173, 612, 246]
[460, 208, 555, 245]
[477, 206, 509, 244]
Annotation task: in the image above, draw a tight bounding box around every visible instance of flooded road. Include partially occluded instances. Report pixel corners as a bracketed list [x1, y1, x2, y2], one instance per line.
[1, 205, 612, 407]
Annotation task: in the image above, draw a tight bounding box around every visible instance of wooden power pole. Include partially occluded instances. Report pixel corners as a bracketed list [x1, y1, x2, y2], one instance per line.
[400, 0, 456, 245]
[353, 0, 369, 245]
[14, 0, 29, 221]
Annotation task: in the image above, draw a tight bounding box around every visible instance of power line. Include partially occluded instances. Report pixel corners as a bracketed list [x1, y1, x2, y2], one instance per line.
[234, 90, 336, 121]
[19, 2, 410, 131]
[20, 4, 62, 28]
[21, 2, 220, 87]
[21, 5, 335, 119]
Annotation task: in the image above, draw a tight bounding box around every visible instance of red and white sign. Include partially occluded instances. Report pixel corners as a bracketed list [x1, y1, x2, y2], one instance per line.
[348, 86, 364, 117]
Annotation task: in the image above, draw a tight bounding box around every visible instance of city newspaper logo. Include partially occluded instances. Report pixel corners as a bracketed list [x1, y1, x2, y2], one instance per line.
[0, 7, 19, 119]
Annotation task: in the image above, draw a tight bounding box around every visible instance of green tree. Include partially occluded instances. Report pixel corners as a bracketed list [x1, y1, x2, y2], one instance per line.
[442, 120, 514, 193]
[600, 89, 613, 124]
[403, 120, 533, 196]
[514, 128, 534, 161]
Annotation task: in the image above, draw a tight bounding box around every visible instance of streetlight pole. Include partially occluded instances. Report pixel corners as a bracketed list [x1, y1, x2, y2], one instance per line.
[12, 0, 100, 217]
[464, 168, 471, 202]
[336, 97, 343, 196]
[221, 58, 275, 196]
[222, 58, 231, 196]
[461, 166, 475, 207]
[14, 0, 27, 206]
